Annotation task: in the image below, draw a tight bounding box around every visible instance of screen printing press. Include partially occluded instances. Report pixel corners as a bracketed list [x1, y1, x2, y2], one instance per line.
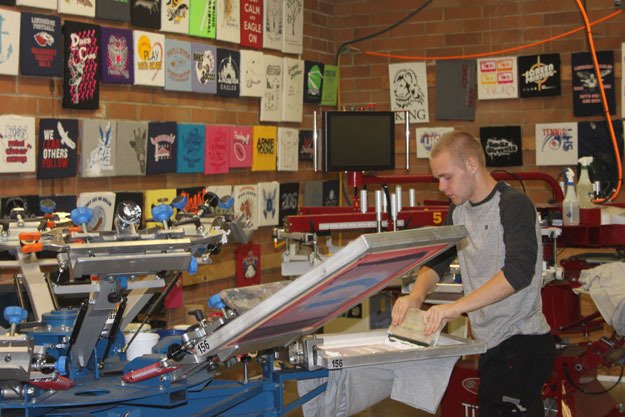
[0, 215, 486, 416]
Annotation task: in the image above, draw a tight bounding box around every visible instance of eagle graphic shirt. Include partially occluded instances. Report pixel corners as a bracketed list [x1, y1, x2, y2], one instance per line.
[62, 21, 100, 109]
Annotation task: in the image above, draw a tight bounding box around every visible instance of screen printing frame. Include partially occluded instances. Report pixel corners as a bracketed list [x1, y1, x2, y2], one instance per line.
[196, 226, 468, 360]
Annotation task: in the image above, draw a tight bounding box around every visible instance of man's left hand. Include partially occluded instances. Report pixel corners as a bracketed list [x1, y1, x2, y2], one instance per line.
[423, 303, 462, 336]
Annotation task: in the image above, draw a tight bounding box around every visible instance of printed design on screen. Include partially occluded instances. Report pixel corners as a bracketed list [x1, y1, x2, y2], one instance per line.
[233, 128, 250, 162]
[206, 128, 229, 170]
[130, 126, 147, 172]
[478, 57, 517, 99]
[34, 31, 54, 47]
[165, 0, 188, 23]
[0, 122, 32, 166]
[535, 123, 577, 166]
[280, 187, 298, 215]
[241, 249, 258, 279]
[179, 187, 206, 212]
[306, 64, 323, 98]
[244, 55, 262, 89]
[389, 62, 429, 123]
[541, 127, 573, 152]
[87, 122, 114, 176]
[106, 35, 129, 78]
[32, 17, 58, 69]
[392, 68, 425, 109]
[67, 29, 98, 105]
[150, 132, 175, 161]
[80, 194, 113, 231]
[238, 189, 256, 225]
[41, 122, 74, 169]
[256, 134, 274, 157]
[167, 44, 191, 83]
[521, 56, 557, 93]
[278, 129, 298, 170]
[219, 0, 239, 31]
[324, 189, 337, 206]
[241, 0, 262, 47]
[217, 53, 239, 91]
[298, 130, 313, 161]
[285, 0, 302, 36]
[264, 0, 282, 42]
[134, 0, 159, 13]
[193, 0, 215, 35]
[483, 136, 518, 159]
[264, 64, 281, 111]
[194, 49, 215, 84]
[575, 68, 611, 92]
[419, 130, 444, 154]
[137, 35, 163, 78]
[321, 65, 338, 106]
[181, 126, 202, 169]
[261, 188, 276, 219]
[416, 127, 453, 159]
[76, 0, 94, 6]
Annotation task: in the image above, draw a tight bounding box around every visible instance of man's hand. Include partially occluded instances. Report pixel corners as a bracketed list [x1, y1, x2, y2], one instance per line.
[423, 303, 462, 336]
[391, 294, 422, 326]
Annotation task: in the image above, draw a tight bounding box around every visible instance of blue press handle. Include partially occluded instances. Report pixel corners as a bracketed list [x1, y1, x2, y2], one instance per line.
[152, 204, 174, 223]
[4, 306, 27, 325]
[55, 356, 68, 376]
[208, 294, 225, 310]
[219, 197, 235, 210]
[172, 196, 187, 210]
[188, 257, 198, 274]
[39, 199, 56, 214]
[71, 207, 93, 226]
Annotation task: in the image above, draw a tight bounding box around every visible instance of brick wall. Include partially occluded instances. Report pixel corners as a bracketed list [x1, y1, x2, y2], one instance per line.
[334, 0, 625, 198]
[4, 1, 624, 325]
[0, 1, 337, 324]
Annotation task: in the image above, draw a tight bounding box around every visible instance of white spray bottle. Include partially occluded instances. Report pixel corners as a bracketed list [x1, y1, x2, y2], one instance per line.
[577, 156, 594, 208]
[562, 168, 580, 226]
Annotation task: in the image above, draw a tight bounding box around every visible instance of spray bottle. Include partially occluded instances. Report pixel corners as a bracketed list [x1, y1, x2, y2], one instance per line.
[562, 168, 580, 226]
[577, 156, 594, 208]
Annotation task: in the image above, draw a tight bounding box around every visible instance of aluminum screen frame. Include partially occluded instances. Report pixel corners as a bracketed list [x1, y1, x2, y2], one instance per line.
[196, 226, 467, 359]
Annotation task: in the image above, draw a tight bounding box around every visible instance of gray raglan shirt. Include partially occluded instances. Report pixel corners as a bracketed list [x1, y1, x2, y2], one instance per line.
[426, 182, 551, 349]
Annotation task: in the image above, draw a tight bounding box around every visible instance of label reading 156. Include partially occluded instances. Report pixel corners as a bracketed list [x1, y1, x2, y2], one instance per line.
[196, 340, 210, 355]
[331, 359, 343, 369]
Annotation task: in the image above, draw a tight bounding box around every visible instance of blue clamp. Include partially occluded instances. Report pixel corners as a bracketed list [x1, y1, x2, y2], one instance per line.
[152, 204, 174, 223]
[55, 356, 68, 376]
[39, 199, 56, 214]
[208, 294, 225, 310]
[117, 276, 128, 290]
[4, 306, 27, 325]
[172, 196, 187, 210]
[71, 207, 93, 226]
[188, 257, 198, 274]
[219, 197, 235, 210]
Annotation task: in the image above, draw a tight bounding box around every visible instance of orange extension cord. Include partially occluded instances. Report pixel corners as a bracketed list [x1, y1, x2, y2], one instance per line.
[352, 7, 623, 202]
[358, 10, 622, 61]
[574, 1, 622, 203]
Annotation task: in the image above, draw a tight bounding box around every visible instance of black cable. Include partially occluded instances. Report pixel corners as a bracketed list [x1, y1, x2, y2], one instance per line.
[563, 362, 624, 395]
[334, 0, 434, 65]
[491, 169, 527, 194]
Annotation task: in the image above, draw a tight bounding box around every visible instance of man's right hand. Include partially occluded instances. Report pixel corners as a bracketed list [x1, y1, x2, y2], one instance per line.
[391, 294, 422, 326]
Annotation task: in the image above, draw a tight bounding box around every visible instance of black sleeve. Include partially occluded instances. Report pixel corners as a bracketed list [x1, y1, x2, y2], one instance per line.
[499, 188, 538, 291]
[423, 204, 457, 279]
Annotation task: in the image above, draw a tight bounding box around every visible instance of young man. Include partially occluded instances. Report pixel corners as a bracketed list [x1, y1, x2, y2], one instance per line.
[391, 131, 555, 417]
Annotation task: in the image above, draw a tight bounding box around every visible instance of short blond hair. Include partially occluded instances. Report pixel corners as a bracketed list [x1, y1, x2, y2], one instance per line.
[430, 131, 486, 168]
